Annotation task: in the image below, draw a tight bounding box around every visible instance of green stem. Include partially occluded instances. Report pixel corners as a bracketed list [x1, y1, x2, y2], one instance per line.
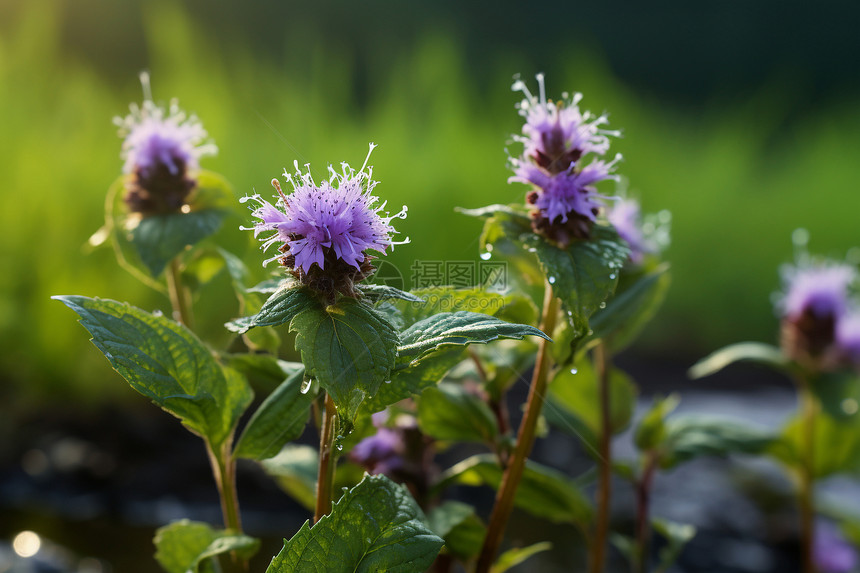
[314, 393, 338, 523]
[589, 342, 612, 573]
[166, 257, 194, 328]
[475, 283, 559, 573]
[798, 379, 818, 573]
[206, 441, 243, 533]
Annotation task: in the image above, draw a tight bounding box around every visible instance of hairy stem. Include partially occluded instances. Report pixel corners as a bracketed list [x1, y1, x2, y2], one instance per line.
[634, 452, 657, 573]
[589, 342, 613, 573]
[798, 380, 817, 573]
[206, 441, 243, 533]
[475, 283, 559, 573]
[314, 393, 338, 523]
[166, 257, 194, 328]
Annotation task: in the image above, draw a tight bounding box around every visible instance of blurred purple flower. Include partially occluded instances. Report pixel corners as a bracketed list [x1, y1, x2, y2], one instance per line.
[780, 263, 855, 321]
[350, 427, 404, 475]
[242, 144, 407, 274]
[814, 522, 858, 573]
[115, 72, 216, 213]
[115, 73, 216, 181]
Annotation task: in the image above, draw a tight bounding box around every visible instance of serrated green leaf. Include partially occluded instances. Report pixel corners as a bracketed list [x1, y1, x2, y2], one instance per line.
[398, 311, 550, 363]
[383, 286, 534, 330]
[660, 417, 774, 469]
[54, 296, 252, 447]
[226, 285, 319, 334]
[417, 383, 499, 444]
[634, 394, 680, 451]
[292, 298, 399, 421]
[234, 367, 314, 460]
[435, 454, 592, 527]
[522, 224, 629, 338]
[266, 474, 443, 572]
[427, 501, 486, 560]
[587, 262, 671, 353]
[688, 342, 790, 379]
[154, 519, 259, 573]
[362, 347, 466, 414]
[545, 360, 637, 451]
[261, 444, 319, 511]
[490, 541, 553, 573]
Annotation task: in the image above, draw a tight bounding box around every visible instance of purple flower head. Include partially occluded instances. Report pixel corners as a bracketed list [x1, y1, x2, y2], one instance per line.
[508, 74, 621, 244]
[350, 427, 404, 476]
[115, 72, 216, 213]
[778, 257, 857, 368]
[512, 73, 619, 174]
[607, 198, 671, 264]
[779, 262, 855, 321]
[241, 145, 407, 299]
[814, 522, 858, 573]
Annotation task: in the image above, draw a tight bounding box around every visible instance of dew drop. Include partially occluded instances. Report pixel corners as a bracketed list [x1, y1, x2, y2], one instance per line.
[599, 302, 606, 309]
[336, 444, 343, 451]
[152, 309, 163, 317]
[570, 368, 578, 375]
[384, 379, 392, 384]
[300, 377, 313, 394]
[548, 276, 557, 284]
[609, 273, 616, 280]
[480, 252, 492, 260]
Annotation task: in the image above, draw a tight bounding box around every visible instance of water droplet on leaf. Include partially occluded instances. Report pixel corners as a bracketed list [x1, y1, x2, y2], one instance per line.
[570, 368, 578, 375]
[300, 376, 313, 394]
[480, 252, 492, 260]
[548, 276, 556, 284]
[599, 302, 606, 309]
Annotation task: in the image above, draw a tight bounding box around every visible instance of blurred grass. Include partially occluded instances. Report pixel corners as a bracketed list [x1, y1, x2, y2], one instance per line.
[1, 0, 859, 411]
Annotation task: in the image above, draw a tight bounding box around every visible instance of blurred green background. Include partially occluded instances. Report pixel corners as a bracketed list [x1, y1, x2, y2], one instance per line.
[2, 0, 860, 416]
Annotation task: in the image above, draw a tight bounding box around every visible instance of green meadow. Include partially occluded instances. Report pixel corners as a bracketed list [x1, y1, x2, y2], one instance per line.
[2, 1, 859, 411]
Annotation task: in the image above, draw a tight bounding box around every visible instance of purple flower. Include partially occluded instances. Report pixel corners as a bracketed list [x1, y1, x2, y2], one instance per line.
[814, 522, 858, 573]
[779, 263, 855, 321]
[508, 74, 621, 243]
[350, 427, 404, 475]
[778, 259, 857, 368]
[115, 73, 216, 213]
[242, 145, 406, 274]
[512, 73, 618, 174]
